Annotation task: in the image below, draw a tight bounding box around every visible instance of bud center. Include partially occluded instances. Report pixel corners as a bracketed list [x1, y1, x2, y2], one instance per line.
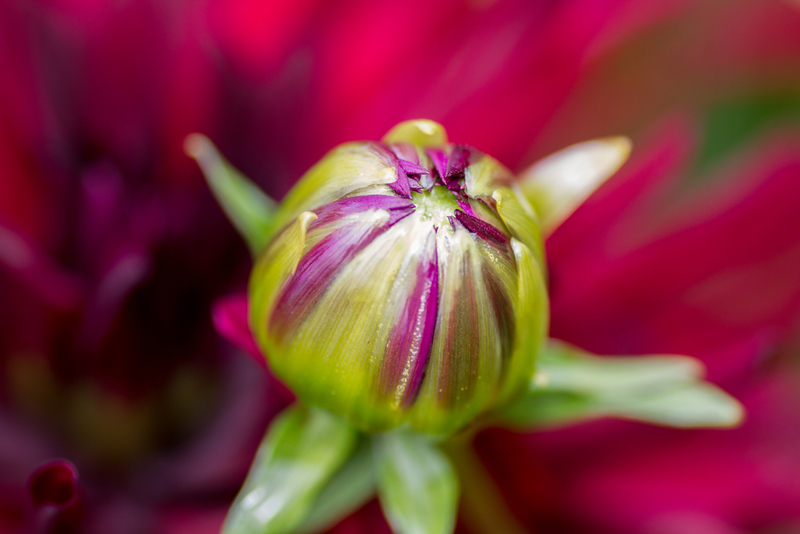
[410, 186, 462, 229]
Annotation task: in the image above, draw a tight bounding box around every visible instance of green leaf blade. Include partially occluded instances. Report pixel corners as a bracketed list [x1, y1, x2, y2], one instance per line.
[223, 405, 358, 534]
[605, 383, 745, 428]
[373, 431, 458, 534]
[498, 340, 744, 430]
[296, 439, 377, 534]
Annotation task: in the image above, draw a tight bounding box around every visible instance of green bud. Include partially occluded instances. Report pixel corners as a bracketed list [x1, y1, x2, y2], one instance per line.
[249, 120, 549, 435]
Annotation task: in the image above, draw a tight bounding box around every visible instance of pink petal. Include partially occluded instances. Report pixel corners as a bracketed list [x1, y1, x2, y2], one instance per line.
[212, 294, 263, 364]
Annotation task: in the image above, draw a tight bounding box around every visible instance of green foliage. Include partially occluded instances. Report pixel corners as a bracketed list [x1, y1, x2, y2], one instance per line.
[696, 93, 800, 173]
[373, 430, 459, 534]
[185, 134, 277, 256]
[222, 405, 358, 534]
[296, 439, 376, 534]
[498, 340, 744, 429]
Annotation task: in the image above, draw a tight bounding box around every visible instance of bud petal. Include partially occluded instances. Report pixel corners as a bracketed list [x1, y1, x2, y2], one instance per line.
[250, 121, 549, 435]
[272, 143, 399, 239]
[496, 238, 549, 404]
[383, 119, 449, 147]
[250, 211, 317, 353]
[493, 188, 545, 274]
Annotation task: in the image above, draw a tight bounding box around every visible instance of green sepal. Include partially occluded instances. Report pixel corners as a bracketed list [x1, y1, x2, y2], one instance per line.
[373, 430, 459, 534]
[222, 404, 358, 534]
[295, 438, 376, 534]
[497, 340, 744, 429]
[185, 134, 277, 256]
[518, 137, 631, 236]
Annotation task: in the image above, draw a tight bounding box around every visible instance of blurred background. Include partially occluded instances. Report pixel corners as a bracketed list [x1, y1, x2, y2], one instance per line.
[1, 0, 799, 533]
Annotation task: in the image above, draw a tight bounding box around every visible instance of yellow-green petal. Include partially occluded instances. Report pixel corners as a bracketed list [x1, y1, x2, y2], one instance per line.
[495, 238, 549, 405]
[409, 228, 504, 435]
[492, 187, 546, 273]
[271, 143, 398, 240]
[270, 214, 437, 431]
[383, 119, 449, 147]
[250, 211, 316, 355]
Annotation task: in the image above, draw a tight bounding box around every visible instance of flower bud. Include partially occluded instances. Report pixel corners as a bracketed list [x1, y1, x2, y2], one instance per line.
[250, 120, 548, 435]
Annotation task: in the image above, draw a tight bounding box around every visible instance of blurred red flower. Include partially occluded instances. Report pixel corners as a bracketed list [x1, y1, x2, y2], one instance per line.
[1, 0, 799, 533]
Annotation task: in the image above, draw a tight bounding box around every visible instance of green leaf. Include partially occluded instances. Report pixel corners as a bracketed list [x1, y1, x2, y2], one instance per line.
[498, 340, 744, 430]
[601, 382, 745, 428]
[185, 134, 277, 256]
[373, 431, 458, 534]
[539, 340, 703, 394]
[295, 438, 376, 534]
[223, 405, 358, 534]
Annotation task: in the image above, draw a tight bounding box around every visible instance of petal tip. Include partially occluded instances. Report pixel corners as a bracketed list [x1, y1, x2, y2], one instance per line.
[383, 120, 449, 147]
[183, 133, 212, 160]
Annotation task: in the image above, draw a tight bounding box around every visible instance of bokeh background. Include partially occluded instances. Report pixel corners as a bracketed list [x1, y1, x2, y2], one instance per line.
[1, 0, 800, 533]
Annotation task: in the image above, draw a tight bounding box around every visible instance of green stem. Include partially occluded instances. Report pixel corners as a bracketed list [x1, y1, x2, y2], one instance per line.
[443, 438, 531, 534]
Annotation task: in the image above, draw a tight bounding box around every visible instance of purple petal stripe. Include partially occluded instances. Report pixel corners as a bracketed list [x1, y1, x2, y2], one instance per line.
[312, 195, 414, 227]
[456, 199, 475, 216]
[399, 159, 430, 175]
[427, 148, 449, 182]
[270, 199, 414, 341]
[388, 166, 412, 198]
[446, 145, 470, 178]
[378, 229, 439, 407]
[390, 143, 420, 165]
[454, 209, 509, 247]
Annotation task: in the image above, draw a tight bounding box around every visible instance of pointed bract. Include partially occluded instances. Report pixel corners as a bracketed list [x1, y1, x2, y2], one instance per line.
[519, 137, 632, 236]
[185, 134, 278, 255]
[373, 431, 458, 534]
[498, 340, 744, 429]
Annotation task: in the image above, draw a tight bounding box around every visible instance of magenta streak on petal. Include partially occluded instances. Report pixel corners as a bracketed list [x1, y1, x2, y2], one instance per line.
[391, 143, 420, 165]
[378, 230, 439, 407]
[375, 142, 412, 199]
[456, 199, 475, 216]
[311, 195, 414, 226]
[447, 179, 466, 192]
[270, 203, 414, 342]
[388, 165, 412, 198]
[446, 145, 470, 178]
[447, 215, 461, 233]
[482, 266, 516, 365]
[427, 148, 449, 183]
[409, 180, 425, 193]
[398, 159, 430, 176]
[454, 209, 509, 247]
[439, 245, 480, 408]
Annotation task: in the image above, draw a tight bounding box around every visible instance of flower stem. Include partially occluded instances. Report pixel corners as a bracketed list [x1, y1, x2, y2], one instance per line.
[443, 438, 532, 534]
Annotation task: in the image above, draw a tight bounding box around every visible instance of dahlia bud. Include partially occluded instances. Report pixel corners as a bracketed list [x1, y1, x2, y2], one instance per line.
[249, 120, 548, 435]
